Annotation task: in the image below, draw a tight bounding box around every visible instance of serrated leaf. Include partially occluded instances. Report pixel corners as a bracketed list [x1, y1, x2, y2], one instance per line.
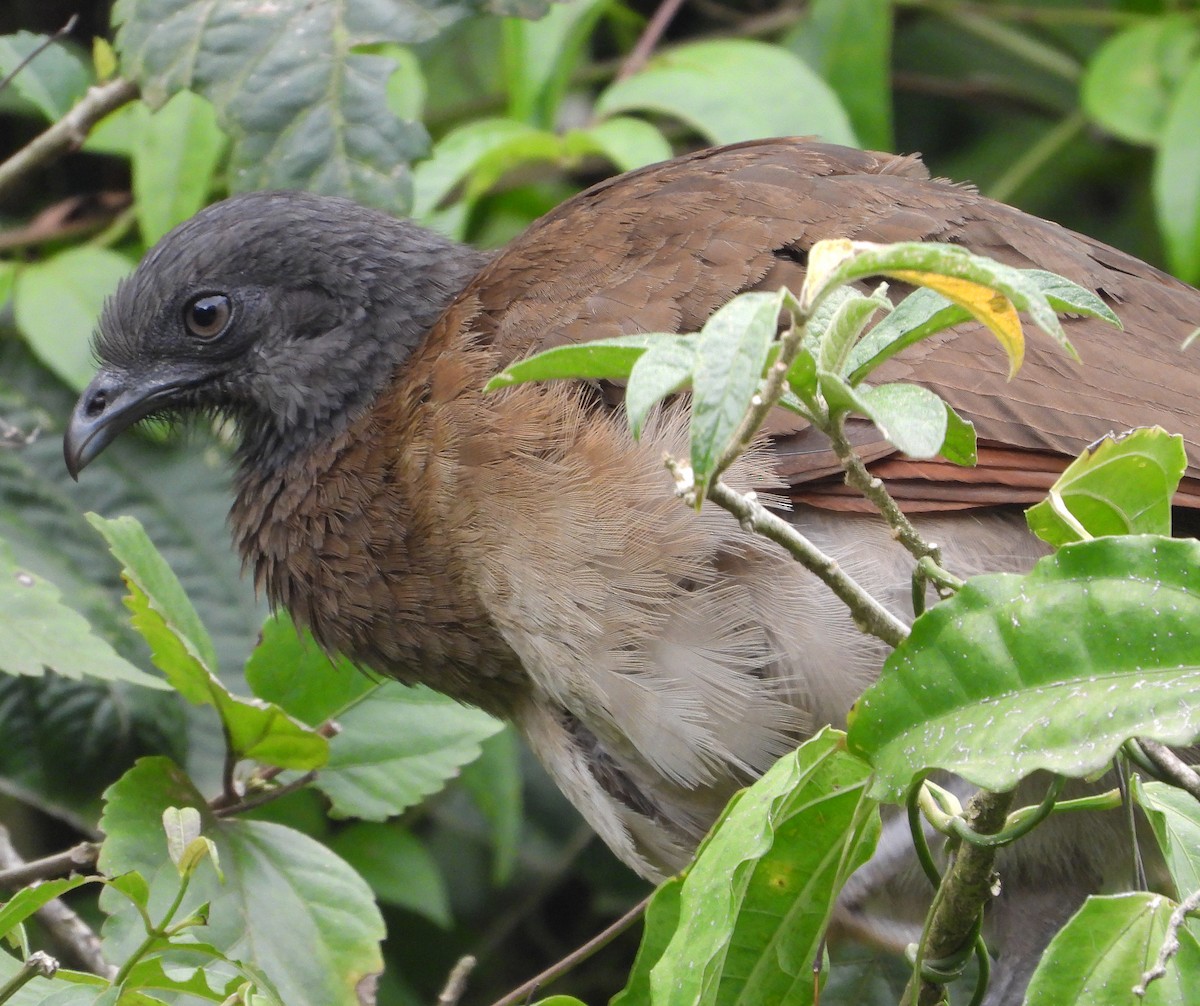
[1026, 428, 1186, 546]
[855, 382, 948, 459]
[328, 822, 451, 927]
[626, 338, 697, 438]
[112, 0, 495, 208]
[0, 32, 92, 121]
[691, 291, 786, 500]
[88, 514, 327, 770]
[0, 537, 165, 688]
[484, 334, 667, 390]
[1081, 17, 1200, 146]
[1024, 893, 1200, 1005]
[849, 536, 1200, 801]
[100, 757, 383, 1006]
[644, 728, 877, 1006]
[1155, 58, 1200, 284]
[317, 683, 502, 819]
[13, 247, 135, 392]
[1135, 779, 1200, 896]
[595, 39, 855, 146]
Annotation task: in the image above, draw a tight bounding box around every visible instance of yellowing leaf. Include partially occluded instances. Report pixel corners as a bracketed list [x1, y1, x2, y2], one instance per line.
[888, 270, 1025, 377]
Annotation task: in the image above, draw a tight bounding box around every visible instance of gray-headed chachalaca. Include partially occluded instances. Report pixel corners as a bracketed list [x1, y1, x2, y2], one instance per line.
[63, 139, 1200, 1000]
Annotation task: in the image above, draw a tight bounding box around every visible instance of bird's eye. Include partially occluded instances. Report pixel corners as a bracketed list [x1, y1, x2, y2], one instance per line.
[184, 294, 232, 338]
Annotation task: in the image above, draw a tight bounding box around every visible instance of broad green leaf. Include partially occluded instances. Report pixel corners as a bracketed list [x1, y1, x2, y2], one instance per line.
[583, 116, 673, 172]
[784, 0, 893, 149]
[1156, 58, 1200, 284]
[1024, 893, 1200, 1005]
[460, 727, 523, 884]
[0, 878, 97, 938]
[611, 876, 683, 1006]
[849, 536, 1200, 801]
[88, 514, 327, 770]
[13, 247, 134, 391]
[0, 537, 165, 688]
[244, 612, 372, 726]
[1082, 18, 1200, 146]
[1026, 428, 1186, 546]
[595, 39, 856, 147]
[485, 334, 667, 390]
[317, 683, 502, 819]
[1135, 779, 1200, 896]
[100, 758, 384, 1006]
[132, 90, 227, 243]
[0, 32, 92, 121]
[855, 383, 949, 459]
[647, 729, 877, 1006]
[691, 291, 787, 500]
[413, 117, 538, 220]
[328, 822, 451, 927]
[940, 403, 977, 467]
[626, 338, 697, 438]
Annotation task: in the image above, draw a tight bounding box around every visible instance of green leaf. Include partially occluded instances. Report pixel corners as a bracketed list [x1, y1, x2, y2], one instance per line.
[244, 612, 373, 726]
[1022, 269, 1122, 327]
[317, 683, 502, 819]
[845, 288, 969, 385]
[0, 537, 165, 688]
[164, 805, 203, 866]
[611, 875, 683, 1006]
[1155, 57, 1200, 284]
[112, 0, 485, 208]
[100, 758, 384, 1006]
[817, 286, 892, 376]
[1026, 428, 1186, 546]
[645, 729, 877, 1006]
[940, 403, 977, 467]
[0, 32, 92, 121]
[1082, 17, 1200, 146]
[328, 822, 451, 927]
[413, 117, 539, 221]
[13, 247, 135, 391]
[595, 39, 856, 147]
[848, 536, 1200, 801]
[626, 338, 697, 438]
[132, 90, 227, 244]
[582, 116, 673, 172]
[0, 949, 93, 1005]
[0, 878, 97, 939]
[459, 727, 522, 885]
[1135, 779, 1200, 896]
[1024, 892, 1200, 1005]
[854, 383, 949, 459]
[691, 291, 788, 500]
[88, 514, 328, 770]
[484, 334, 666, 390]
[784, 0, 893, 149]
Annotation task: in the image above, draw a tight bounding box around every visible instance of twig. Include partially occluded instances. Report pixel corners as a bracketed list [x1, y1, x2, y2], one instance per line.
[0, 77, 138, 201]
[0, 15, 79, 95]
[0, 950, 58, 1003]
[436, 955, 476, 1006]
[486, 894, 651, 1006]
[211, 770, 318, 817]
[677, 466, 910, 648]
[905, 788, 1015, 1006]
[615, 0, 687, 81]
[1135, 888, 1200, 996]
[0, 826, 115, 980]
[1137, 739, 1200, 802]
[0, 841, 99, 889]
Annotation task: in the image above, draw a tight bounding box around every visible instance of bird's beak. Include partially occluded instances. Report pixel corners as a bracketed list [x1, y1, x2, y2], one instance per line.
[64, 368, 191, 479]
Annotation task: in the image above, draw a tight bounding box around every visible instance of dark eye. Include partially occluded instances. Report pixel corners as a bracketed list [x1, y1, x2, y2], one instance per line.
[184, 294, 232, 338]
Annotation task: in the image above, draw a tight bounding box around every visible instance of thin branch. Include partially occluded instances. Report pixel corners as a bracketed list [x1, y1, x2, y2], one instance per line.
[615, 0, 688, 82]
[0, 951, 58, 1003]
[676, 465, 910, 648]
[436, 955, 476, 1006]
[0, 15, 79, 95]
[211, 770, 318, 818]
[0, 77, 138, 201]
[1135, 888, 1200, 996]
[0, 826, 115, 980]
[1138, 739, 1200, 802]
[486, 894, 651, 1006]
[0, 841, 99, 889]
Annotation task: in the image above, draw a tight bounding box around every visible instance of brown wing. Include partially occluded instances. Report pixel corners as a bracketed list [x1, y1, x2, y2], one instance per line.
[450, 138, 1200, 509]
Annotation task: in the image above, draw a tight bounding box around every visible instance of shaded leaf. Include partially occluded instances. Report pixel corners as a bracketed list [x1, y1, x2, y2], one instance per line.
[1155, 58, 1200, 284]
[583, 116, 673, 172]
[1026, 428, 1186, 546]
[460, 726, 523, 884]
[849, 536, 1200, 801]
[0, 32, 91, 120]
[329, 822, 451, 927]
[626, 338, 697, 438]
[1135, 779, 1200, 896]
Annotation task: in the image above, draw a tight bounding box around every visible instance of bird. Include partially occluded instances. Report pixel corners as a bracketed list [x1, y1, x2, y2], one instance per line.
[63, 138, 1200, 1000]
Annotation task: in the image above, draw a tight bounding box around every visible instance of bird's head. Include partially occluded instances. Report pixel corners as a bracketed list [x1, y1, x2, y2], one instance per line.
[64, 190, 486, 477]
